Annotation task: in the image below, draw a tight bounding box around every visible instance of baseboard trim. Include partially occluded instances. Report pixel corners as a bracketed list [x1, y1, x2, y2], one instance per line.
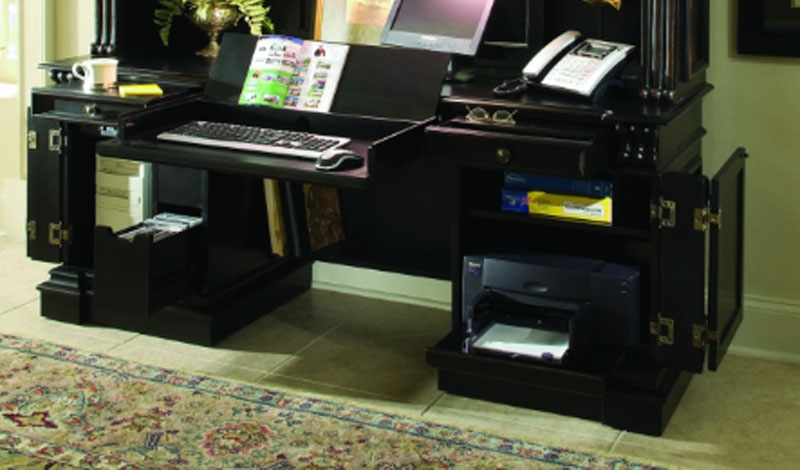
[312, 262, 800, 364]
[729, 295, 800, 365]
[311, 262, 450, 311]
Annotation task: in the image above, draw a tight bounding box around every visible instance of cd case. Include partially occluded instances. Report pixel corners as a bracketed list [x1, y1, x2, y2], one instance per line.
[117, 213, 202, 243]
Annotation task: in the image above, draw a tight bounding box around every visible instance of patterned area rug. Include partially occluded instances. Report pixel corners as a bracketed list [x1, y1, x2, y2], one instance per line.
[0, 334, 666, 469]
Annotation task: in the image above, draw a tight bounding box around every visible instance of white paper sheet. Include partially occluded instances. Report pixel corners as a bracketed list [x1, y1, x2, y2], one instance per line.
[472, 323, 570, 362]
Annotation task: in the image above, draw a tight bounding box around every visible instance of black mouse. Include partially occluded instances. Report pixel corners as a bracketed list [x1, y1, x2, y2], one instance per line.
[315, 148, 364, 171]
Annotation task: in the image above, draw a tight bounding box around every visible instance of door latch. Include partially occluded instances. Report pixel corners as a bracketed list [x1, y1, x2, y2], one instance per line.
[48, 129, 63, 152]
[650, 314, 674, 346]
[48, 222, 70, 247]
[651, 198, 676, 228]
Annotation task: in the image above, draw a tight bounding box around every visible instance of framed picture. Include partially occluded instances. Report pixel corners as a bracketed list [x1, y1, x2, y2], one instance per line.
[317, 0, 394, 44]
[738, 0, 800, 57]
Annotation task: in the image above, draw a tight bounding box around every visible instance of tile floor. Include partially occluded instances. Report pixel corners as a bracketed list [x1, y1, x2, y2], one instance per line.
[2, 235, 799, 469]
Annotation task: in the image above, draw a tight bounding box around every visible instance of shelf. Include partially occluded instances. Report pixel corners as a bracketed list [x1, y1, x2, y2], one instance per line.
[465, 209, 652, 239]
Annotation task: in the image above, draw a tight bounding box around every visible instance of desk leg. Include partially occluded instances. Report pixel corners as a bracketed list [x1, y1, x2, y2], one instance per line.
[38, 265, 93, 324]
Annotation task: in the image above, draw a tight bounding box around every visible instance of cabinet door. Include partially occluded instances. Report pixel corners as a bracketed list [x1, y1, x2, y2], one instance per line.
[707, 148, 747, 371]
[655, 169, 707, 373]
[26, 112, 63, 262]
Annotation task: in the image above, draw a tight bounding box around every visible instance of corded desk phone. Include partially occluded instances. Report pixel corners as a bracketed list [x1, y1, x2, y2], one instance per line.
[522, 30, 634, 97]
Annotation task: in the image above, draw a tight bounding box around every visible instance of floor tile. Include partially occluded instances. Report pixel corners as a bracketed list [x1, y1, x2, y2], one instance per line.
[612, 354, 800, 469]
[0, 238, 54, 314]
[424, 393, 622, 455]
[282, 288, 449, 332]
[256, 373, 440, 418]
[0, 301, 138, 352]
[270, 322, 444, 411]
[215, 305, 344, 356]
[107, 306, 343, 381]
[280, 288, 374, 318]
[107, 340, 273, 384]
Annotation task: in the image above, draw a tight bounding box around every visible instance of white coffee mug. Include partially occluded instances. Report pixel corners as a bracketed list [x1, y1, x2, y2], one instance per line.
[72, 58, 118, 91]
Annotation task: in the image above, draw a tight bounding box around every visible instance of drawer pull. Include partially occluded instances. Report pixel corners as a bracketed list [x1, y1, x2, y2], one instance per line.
[496, 148, 512, 164]
[84, 103, 98, 117]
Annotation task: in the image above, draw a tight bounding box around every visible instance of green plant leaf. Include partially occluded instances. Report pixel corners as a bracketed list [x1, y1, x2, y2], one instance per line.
[154, 0, 273, 47]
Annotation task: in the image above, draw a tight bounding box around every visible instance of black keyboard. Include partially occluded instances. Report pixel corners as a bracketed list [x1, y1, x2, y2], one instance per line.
[156, 121, 351, 160]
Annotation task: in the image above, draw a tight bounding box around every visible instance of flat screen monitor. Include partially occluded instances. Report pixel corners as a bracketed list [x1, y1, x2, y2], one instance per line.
[380, 0, 496, 57]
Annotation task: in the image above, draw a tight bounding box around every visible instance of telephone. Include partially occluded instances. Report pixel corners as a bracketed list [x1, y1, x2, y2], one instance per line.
[523, 30, 634, 97]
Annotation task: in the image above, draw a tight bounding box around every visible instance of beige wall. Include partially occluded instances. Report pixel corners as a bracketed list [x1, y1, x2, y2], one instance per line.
[53, 0, 94, 60]
[705, 1, 800, 302]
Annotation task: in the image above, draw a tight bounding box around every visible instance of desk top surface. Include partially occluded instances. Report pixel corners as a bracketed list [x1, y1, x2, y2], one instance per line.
[40, 54, 709, 127]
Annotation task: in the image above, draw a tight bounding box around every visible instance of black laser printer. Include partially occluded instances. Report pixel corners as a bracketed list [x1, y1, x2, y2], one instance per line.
[461, 254, 640, 364]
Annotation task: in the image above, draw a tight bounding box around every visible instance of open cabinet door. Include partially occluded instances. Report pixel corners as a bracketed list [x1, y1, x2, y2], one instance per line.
[26, 112, 63, 262]
[708, 148, 747, 371]
[654, 159, 707, 373]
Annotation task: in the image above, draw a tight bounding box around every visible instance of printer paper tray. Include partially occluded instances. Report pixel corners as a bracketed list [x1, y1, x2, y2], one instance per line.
[472, 322, 570, 363]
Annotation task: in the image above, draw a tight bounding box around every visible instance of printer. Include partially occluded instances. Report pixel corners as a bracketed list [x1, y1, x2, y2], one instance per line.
[461, 254, 640, 364]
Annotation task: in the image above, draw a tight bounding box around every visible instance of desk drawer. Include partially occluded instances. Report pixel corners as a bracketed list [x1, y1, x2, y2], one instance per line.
[426, 124, 608, 178]
[32, 94, 144, 127]
[30, 83, 194, 127]
[93, 223, 204, 327]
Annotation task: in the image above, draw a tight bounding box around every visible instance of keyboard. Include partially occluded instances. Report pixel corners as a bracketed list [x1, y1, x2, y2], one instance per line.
[156, 121, 351, 160]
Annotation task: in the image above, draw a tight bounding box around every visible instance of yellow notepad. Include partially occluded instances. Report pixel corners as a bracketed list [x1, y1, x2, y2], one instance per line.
[118, 84, 163, 98]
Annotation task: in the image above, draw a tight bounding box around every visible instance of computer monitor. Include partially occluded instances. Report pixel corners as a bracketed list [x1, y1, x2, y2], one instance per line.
[380, 0, 496, 57]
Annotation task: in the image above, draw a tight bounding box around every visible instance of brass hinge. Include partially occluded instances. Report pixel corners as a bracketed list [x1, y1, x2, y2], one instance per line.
[27, 220, 37, 240]
[27, 131, 37, 150]
[694, 207, 723, 232]
[47, 222, 70, 247]
[650, 314, 674, 346]
[692, 323, 720, 348]
[651, 198, 676, 228]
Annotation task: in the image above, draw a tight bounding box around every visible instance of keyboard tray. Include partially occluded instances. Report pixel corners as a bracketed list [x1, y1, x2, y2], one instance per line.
[99, 97, 433, 189]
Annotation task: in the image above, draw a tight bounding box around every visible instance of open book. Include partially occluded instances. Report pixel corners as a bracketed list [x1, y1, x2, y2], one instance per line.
[238, 35, 350, 113]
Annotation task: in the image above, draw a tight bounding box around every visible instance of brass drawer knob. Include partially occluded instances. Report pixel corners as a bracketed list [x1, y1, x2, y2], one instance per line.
[84, 103, 98, 117]
[496, 148, 512, 164]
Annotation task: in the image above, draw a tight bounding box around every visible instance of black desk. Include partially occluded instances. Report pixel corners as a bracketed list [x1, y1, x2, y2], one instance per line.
[27, 45, 453, 344]
[27, 55, 745, 436]
[423, 70, 745, 435]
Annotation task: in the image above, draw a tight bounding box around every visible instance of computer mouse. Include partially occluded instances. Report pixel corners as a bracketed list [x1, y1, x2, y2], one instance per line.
[315, 148, 364, 171]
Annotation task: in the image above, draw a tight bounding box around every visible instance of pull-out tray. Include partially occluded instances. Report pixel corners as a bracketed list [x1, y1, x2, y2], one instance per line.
[96, 97, 432, 189]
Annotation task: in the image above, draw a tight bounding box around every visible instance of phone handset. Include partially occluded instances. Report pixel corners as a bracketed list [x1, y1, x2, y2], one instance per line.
[522, 30, 582, 81]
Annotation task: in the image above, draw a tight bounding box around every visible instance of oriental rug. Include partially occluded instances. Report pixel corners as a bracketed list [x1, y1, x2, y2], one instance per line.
[0, 334, 666, 469]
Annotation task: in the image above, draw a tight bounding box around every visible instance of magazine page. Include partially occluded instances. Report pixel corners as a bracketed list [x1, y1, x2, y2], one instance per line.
[239, 35, 304, 108]
[239, 36, 349, 113]
[289, 40, 350, 112]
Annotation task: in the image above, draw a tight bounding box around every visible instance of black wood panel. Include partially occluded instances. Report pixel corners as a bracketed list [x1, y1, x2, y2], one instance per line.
[334, 157, 455, 279]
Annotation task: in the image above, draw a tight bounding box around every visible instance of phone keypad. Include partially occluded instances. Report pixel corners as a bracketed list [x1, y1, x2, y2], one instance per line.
[542, 56, 601, 90]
